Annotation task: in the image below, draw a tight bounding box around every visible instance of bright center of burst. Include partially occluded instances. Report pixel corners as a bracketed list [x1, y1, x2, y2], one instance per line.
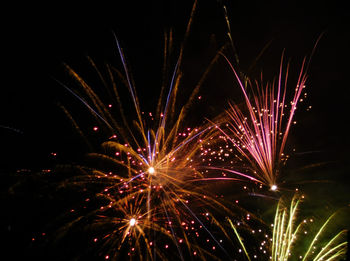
[148, 167, 155, 175]
[270, 184, 278, 191]
[129, 218, 136, 226]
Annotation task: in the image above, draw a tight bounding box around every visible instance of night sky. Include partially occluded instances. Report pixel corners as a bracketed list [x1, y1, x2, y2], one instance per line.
[1, 0, 349, 260]
[2, 0, 349, 171]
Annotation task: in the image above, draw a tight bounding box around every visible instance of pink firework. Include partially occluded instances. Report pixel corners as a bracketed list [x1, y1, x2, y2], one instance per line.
[220, 53, 308, 190]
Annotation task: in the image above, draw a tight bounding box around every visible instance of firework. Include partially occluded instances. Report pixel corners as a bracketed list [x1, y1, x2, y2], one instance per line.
[50, 11, 249, 260]
[217, 53, 308, 190]
[228, 194, 348, 260]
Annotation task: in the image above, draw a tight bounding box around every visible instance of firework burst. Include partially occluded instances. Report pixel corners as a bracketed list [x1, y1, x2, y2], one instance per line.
[228, 194, 348, 260]
[217, 53, 309, 190]
[50, 15, 250, 260]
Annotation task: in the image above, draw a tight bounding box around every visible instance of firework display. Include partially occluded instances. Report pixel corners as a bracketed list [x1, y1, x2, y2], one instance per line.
[3, 1, 349, 261]
[47, 40, 347, 260]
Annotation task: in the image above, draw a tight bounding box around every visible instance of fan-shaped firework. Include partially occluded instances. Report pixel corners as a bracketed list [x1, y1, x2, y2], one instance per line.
[228, 194, 348, 260]
[271, 196, 348, 261]
[218, 53, 308, 190]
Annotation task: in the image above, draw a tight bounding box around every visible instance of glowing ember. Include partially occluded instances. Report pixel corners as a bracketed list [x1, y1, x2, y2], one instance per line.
[129, 218, 136, 227]
[270, 184, 278, 191]
[148, 167, 155, 175]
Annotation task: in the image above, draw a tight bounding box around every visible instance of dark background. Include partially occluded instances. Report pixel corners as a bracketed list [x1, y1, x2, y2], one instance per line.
[1, 0, 349, 171]
[1, 0, 349, 259]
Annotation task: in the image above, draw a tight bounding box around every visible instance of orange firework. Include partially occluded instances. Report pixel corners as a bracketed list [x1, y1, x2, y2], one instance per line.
[51, 5, 250, 259]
